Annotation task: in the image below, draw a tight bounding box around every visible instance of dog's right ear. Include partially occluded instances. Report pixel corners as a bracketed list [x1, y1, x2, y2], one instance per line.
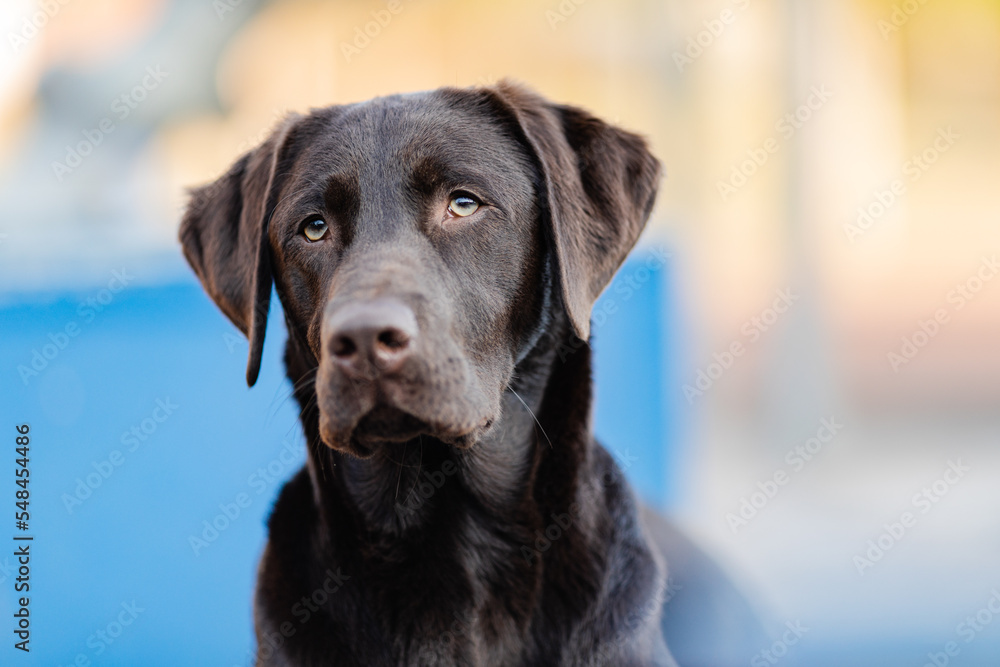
[486, 82, 661, 343]
[179, 115, 301, 387]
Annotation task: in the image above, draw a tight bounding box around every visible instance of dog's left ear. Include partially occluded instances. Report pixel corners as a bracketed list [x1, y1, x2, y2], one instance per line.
[179, 115, 302, 386]
[488, 82, 661, 341]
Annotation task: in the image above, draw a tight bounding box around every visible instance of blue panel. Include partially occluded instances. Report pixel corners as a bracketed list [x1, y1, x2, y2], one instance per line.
[591, 248, 677, 510]
[0, 280, 302, 666]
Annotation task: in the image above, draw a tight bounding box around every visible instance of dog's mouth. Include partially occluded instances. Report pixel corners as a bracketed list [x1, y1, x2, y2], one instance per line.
[316, 385, 495, 458]
[352, 404, 430, 446]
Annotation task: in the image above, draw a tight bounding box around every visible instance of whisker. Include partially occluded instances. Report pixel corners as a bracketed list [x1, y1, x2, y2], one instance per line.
[290, 399, 317, 437]
[310, 434, 329, 483]
[276, 370, 320, 431]
[265, 367, 319, 427]
[508, 386, 553, 449]
[382, 449, 423, 469]
[288, 366, 320, 396]
[394, 440, 407, 500]
[399, 435, 424, 509]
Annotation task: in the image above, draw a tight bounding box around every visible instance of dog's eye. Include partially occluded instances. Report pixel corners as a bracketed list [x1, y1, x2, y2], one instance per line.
[447, 194, 480, 217]
[303, 218, 329, 242]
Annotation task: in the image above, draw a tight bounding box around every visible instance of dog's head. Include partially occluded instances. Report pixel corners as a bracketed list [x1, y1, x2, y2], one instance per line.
[180, 82, 659, 458]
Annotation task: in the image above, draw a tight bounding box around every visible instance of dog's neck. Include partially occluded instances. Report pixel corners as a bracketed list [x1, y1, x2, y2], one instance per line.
[278, 316, 664, 663]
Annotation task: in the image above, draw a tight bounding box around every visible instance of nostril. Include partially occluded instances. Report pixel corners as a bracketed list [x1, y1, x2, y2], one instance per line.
[325, 299, 417, 373]
[376, 328, 410, 351]
[332, 335, 357, 358]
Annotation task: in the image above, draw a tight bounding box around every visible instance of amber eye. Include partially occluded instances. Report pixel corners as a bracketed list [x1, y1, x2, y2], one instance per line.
[447, 194, 480, 217]
[303, 218, 328, 242]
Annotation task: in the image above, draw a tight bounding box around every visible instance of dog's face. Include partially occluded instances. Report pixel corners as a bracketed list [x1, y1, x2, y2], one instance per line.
[271, 92, 545, 456]
[180, 83, 660, 457]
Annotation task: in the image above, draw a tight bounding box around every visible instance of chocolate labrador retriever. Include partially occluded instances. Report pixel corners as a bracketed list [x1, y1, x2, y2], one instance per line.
[180, 82, 762, 666]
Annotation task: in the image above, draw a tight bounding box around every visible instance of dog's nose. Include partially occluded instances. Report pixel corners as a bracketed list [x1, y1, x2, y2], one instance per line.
[326, 299, 417, 377]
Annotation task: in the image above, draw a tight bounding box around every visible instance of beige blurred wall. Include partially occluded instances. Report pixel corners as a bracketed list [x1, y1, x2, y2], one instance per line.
[3, 0, 999, 410]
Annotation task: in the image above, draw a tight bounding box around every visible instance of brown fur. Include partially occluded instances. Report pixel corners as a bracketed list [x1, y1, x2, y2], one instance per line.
[180, 81, 675, 666]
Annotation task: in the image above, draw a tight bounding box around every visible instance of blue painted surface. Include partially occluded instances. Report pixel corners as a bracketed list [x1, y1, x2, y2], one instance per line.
[0, 281, 301, 665]
[0, 248, 677, 664]
[591, 248, 677, 509]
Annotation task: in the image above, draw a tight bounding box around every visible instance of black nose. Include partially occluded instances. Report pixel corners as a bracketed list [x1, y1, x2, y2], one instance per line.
[326, 299, 417, 377]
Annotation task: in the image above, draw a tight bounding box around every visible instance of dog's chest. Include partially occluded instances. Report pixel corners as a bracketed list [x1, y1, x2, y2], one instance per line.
[375, 519, 537, 666]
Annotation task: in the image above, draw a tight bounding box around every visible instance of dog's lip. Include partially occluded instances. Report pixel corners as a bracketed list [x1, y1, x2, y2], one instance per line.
[352, 421, 423, 449]
[352, 405, 488, 446]
[319, 401, 492, 453]
[353, 404, 429, 441]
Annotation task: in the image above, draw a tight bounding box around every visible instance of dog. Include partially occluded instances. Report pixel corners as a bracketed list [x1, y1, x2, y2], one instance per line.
[180, 81, 760, 666]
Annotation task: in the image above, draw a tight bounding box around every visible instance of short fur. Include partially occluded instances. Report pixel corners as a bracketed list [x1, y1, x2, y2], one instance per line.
[180, 81, 677, 666]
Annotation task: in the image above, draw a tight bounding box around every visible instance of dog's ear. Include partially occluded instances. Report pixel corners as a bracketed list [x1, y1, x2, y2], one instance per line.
[179, 115, 302, 387]
[488, 82, 661, 341]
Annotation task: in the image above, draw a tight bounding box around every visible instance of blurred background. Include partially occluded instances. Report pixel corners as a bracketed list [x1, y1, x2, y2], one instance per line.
[1, 0, 999, 665]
